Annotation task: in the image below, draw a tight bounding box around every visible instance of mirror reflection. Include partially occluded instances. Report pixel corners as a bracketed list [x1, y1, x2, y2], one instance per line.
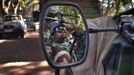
[43, 5, 86, 65]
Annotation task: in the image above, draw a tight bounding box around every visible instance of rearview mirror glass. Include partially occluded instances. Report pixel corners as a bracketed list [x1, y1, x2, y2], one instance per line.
[39, 2, 89, 69]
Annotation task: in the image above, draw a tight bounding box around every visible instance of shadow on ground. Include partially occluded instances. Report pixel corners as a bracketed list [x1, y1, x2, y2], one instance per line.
[0, 33, 44, 63]
[0, 61, 54, 75]
[0, 32, 54, 75]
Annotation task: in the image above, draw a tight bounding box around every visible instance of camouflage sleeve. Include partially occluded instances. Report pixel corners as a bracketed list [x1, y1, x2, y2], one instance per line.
[65, 23, 82, 32]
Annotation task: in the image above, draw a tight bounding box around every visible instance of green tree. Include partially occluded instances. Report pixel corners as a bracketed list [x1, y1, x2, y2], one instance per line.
[0, 0, 40, 17]
[19, 0, 39, 16]
[101, 0, 133, 16]
[3, 0, 19, 15]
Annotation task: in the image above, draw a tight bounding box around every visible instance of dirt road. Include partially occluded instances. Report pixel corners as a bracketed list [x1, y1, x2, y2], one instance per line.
[0, 32, 44, 63]
[0, 32, 54, 75]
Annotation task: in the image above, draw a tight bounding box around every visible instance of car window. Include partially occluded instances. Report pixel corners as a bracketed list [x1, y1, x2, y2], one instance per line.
[4, 16, 19, 21]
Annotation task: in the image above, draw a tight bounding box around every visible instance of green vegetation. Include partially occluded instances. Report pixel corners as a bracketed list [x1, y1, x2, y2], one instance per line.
[19, 0, 39, 16]
[0, 0, 133, 18]
[101, 0, 133, 16]
[49, 6, 85, 29]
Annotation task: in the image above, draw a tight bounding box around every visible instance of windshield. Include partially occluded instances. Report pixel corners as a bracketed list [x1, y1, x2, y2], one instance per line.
[4, 15, 20, 21]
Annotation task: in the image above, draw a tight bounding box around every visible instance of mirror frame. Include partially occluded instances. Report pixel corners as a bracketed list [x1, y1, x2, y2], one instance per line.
[39, 1, 89, 69]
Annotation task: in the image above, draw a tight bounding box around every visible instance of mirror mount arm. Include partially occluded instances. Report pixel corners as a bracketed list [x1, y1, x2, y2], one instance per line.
[69, 38, 77, 55]
[70, 32, 83, 55]
[55, 69, 60, 75]
[88, 28, 118, 33]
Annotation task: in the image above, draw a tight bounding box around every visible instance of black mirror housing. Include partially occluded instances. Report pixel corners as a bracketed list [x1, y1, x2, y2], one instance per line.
[39, 1, 89, 69]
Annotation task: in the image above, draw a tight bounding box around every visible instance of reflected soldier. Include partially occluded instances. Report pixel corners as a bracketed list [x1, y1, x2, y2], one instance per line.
[49, 21, 72, 64]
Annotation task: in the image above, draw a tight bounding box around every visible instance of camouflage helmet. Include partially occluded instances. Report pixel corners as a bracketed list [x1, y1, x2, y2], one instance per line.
[50, 21, 66, 35]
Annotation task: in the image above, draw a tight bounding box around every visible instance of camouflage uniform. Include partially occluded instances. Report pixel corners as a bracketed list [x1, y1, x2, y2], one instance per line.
[52, 41, 71, 53]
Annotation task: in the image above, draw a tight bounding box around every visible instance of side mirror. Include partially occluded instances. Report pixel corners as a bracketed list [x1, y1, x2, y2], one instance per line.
[39, 1, 89, 69]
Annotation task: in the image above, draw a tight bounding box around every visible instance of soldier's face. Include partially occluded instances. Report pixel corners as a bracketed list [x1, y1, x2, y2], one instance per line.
[54, 30, 66, 43]
[55, 30, 66, 38]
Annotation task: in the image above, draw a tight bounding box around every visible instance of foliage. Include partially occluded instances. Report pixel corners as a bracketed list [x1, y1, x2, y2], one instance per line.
[100, 0, 133, 16]
[49, 6, 85, 29]
[19, 0, 39, 16]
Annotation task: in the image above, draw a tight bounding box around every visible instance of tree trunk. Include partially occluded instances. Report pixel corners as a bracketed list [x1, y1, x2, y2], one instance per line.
[2, 0, 10, 15]
[8, 0, 19, 14]
[2, 0, 19, 15]
[0, 0, 3, 18]
[0, 0, 6, 18]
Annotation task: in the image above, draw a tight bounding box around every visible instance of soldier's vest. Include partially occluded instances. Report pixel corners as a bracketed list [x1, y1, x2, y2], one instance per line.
[53, 42, 71, 53]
